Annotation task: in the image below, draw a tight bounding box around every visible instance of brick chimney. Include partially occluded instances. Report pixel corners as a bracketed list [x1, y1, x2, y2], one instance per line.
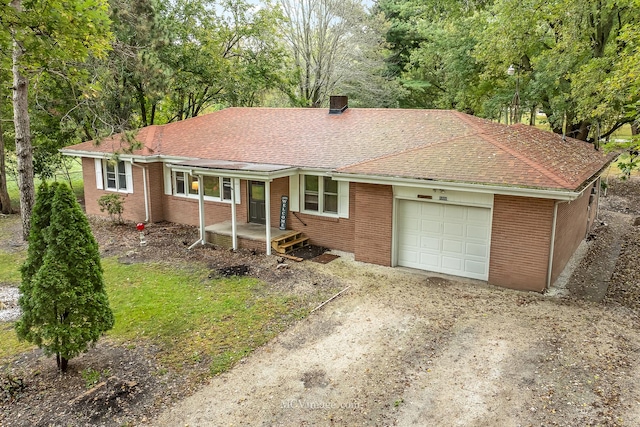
[329, 96, 348, 114]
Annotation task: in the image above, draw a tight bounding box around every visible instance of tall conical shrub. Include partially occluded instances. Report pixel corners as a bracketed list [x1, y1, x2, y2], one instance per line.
[16, 183, 114, 372]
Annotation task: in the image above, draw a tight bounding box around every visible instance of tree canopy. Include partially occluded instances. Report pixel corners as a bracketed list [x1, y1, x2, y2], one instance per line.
[378, 0, 640, 143]
[1, 0, 640, 227]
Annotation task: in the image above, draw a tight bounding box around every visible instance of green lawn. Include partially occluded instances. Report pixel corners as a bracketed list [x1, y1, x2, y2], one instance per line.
[0, 224, 306, 375]
[103, 259, 303, 374]
[6, 158, 84, 207]
[0, 229, 29, 359]
[0, 323, 34, 360]
[0, 252, 24, 284]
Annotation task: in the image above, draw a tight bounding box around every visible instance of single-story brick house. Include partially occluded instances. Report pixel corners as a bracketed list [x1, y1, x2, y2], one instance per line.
[61, 97, 614, 292]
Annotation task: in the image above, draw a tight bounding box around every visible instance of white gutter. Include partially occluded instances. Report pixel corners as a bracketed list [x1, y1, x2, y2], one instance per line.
[130, 161, 150, 222]
[60, 149, 165, 163]
[166, 164, 297, 180]
[331, 172, 583, 201]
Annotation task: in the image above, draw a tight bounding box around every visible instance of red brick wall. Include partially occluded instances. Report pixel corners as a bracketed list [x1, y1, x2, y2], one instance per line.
[354, 183, 393, 266]
[489, 195, 554, 292]
[146, 162, 165, 222]
[551, 188, 591, 283]
[81, 158, 149, 223]
[82, 158, 102, 217]
[162, 187, 248, 226]
[275, 178, 356, 253]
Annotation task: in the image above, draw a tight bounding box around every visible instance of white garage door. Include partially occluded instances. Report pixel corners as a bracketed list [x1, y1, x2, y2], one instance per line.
[397, 200, 491, 280]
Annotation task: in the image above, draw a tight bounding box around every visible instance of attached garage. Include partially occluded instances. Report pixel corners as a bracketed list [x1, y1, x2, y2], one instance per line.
[394, 189, 493, 281]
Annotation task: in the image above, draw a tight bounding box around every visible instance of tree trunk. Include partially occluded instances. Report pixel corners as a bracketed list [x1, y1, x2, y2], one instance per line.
[136, 82, 148, 127]
[11, 0, 35, 240]
[0, 117, 13, 214]
[529, 105, 536, 126]
[56, 353, 69, 372]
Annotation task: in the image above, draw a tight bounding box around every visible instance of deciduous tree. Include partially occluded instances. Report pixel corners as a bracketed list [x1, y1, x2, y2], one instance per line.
[4, 0, 111, 239]
[474, 0, 638, 140]
[280, 0, 396, 107]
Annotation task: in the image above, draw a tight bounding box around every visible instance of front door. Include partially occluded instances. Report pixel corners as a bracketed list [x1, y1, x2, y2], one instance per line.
[248, 181, 266, 224]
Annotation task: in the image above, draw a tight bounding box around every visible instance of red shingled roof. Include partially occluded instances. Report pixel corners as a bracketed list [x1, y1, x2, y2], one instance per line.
[64, 107, 614, 191]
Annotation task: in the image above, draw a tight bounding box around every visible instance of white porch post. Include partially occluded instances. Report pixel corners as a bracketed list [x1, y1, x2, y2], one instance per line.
[198, 175, 205, 245]
[265, 179, 271, 255]
[231, 179, 238, 250]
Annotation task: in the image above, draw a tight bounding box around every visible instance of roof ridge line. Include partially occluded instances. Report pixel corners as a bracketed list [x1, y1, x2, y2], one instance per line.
[453, 112, 573, 189]
[336, 132, 475, 172]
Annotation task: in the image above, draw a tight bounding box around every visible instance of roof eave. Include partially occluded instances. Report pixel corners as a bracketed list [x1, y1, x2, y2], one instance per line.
[330, 172, 583, 201]
[166, 163, 299, 180]
[60, 149, 165, 163]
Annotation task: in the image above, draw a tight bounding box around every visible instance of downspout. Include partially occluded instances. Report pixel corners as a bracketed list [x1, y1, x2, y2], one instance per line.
[130, 161, 149, 222]
[547, 200, 569, 289]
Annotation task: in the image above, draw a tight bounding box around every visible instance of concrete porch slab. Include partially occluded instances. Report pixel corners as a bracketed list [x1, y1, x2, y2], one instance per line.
[204, 220, 292, 243]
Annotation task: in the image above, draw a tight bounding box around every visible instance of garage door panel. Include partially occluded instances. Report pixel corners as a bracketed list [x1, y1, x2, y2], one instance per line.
[398, 248, 419, 264]
[465, 260, 487, 275]
[467, 207, 492, 223]
[466, 224, 489, 239]
[397, 200, 491, 281]
[441, 255, 463, 271]
[402, 218, 420, 232]
[421, 219, 442, 234]
[419, 253, 440, 268]
[402, 201, 421, 215]
[420, 236, 440, 250]
[465, 242, 488, 257]
[443, 222, 464, 237]
[442, 239, 463, 254]
[400, 233, 419, 247]
[444, 205, 465, 219]
[421, 203, 444, 217]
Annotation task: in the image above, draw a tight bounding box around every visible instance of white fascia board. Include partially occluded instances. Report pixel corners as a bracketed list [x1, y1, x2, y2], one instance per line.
[166, 163, 299, 181]
[59, 149, 163, 164]
[330, 172, 582, 201]
[60, 149, 112, 159]
[297, 167, 334, 175]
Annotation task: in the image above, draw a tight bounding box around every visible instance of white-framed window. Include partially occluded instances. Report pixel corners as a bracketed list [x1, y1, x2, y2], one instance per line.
[95, 159, 132, 193]
[171, 171, 236, 202]
[300, 175, 345, 216]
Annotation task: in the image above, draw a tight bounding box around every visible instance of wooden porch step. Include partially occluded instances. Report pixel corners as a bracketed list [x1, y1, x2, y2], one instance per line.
[271, 231, 310, 254]
[271, 231, 302, 244]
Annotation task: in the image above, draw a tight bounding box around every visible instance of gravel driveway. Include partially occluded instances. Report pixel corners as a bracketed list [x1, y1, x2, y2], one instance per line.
[155, 250, 640, 426]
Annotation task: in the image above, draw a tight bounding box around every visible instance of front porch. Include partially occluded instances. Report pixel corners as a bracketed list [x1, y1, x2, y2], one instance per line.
[205, 221, 298, 253]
